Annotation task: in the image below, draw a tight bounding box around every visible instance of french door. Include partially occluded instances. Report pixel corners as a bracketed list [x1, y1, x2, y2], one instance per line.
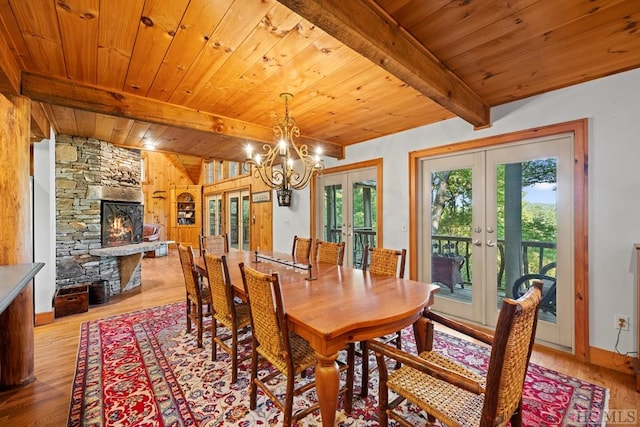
[315, 167, 377, 269]
[205, 193, 223, 236]
[227, 190, 250, 251]
[420, 134, 574, 349]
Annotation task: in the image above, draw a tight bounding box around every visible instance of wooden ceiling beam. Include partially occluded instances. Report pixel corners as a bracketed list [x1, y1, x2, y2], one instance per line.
[21, 72, 344, 159]
[30, 101, 51, 141]
[277, 0, 490, 128]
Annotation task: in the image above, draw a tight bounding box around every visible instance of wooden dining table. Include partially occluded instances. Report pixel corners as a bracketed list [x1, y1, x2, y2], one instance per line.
[194, 250, 439, 427]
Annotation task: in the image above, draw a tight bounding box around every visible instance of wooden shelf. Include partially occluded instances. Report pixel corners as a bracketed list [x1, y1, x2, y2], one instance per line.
[176, 192, 196, 225]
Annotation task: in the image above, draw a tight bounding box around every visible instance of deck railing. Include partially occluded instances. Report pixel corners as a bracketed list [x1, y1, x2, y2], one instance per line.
[322, 230, 556, 287]
[432, 235, 556, 289]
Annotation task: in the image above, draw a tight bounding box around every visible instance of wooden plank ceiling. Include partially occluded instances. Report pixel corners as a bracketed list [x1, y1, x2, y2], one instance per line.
[1, 0, 639, 181]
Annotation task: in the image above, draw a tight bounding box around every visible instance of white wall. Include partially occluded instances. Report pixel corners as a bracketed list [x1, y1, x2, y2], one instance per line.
[273, 187, 311, 254]
[274, 67, 640, 354]
[33, 132, 57, 314]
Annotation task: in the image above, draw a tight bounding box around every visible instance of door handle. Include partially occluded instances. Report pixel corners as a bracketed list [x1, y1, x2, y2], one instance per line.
[472, 239, 482, 246]
[486, 240, 496, 247]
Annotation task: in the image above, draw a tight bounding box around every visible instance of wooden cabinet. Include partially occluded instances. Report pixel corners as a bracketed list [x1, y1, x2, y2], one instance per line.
[169, 185, 201, 248]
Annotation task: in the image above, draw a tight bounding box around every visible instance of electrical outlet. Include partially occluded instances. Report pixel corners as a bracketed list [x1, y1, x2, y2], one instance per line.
[615, 314, 630, 331]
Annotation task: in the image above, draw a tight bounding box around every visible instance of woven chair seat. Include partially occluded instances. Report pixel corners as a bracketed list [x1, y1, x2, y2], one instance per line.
[388, 351, 485, 427]
[257, 331, 317, 375]
[214, 302, 251, 330]
[419, 351, 486, 387]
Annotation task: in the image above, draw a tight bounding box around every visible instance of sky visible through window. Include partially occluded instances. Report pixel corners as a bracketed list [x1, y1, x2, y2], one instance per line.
[523, 182, 556, 205]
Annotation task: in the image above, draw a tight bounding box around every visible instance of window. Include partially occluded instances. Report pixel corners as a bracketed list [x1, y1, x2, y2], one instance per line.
[205, 161, 215, 184]
[215, 161, 223, 181]
[228, 161, 239, 178]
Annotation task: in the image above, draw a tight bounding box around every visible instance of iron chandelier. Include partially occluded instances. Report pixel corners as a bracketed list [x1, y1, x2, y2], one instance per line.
[245, 93, 324, 206]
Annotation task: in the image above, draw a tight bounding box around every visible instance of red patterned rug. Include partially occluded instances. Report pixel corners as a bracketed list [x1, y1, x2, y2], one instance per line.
[67, 302, 608, 426]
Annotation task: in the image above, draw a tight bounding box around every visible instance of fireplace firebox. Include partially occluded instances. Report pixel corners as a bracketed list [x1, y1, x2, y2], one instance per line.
[101, 201, 143, 247]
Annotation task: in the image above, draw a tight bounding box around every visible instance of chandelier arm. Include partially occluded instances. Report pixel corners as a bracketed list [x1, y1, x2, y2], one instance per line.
[244, 92, 323, 194]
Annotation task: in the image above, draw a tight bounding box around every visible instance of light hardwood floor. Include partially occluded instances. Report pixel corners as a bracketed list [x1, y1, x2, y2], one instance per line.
[0, 250, 637, 426]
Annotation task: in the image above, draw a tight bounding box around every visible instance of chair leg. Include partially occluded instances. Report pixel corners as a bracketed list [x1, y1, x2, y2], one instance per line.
[231, 326, 238, 384]
[510, 400, 524, 427]
[283, 371, 295, 427]
[375, 351, 389, 427]
[249, 347, 258, 410]
[211, 318, 218, 361]
[345, 343, 355, 413]
[394, 331, 402, 369]
[186, 299, 192, 333]
[196, 306, 204, 348]
[360, 340, 369, 397]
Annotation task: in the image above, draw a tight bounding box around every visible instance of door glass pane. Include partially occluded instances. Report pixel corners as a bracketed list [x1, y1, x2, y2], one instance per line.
[323, 184, 342, 243]
[216, 198, 222, 235]
[242, 195, 250, 251]
[496, 159, 558, 324]
[208, 196, 222, 235]
[430, 168, 473, 302]
[229, 196, 239, 250]
[352, 179, 377, 269]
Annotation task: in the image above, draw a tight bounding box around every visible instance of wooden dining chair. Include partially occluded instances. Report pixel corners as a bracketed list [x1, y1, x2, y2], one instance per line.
[369, 281, 543, 427]
[203, 252, 251, 383]
[359, 244, 407, 396]
[314, 239, 346, 266]
[178, 243, 212, 349]
[199, 233, 229, 256]
[291, 235, 312, 259]
[239, 262, 354, 426]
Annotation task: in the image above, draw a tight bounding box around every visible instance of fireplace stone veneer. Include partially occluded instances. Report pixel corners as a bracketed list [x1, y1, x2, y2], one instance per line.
[56, 135, 144, 297]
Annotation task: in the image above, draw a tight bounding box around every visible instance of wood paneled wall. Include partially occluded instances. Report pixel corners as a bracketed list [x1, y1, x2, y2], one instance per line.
[142, 151, 273, 251]
[141, 151, 199, 241]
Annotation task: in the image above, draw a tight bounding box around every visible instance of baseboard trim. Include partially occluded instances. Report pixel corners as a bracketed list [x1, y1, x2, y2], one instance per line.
[35, 311, 54, 326]
[589, 345, 634, 375]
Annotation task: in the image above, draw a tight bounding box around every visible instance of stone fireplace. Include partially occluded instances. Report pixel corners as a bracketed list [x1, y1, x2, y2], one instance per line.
[56, 135, 146, 296]
[101, 201, 143, 247]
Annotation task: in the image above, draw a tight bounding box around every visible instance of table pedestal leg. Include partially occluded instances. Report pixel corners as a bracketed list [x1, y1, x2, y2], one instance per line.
[315, 352, 340, 426]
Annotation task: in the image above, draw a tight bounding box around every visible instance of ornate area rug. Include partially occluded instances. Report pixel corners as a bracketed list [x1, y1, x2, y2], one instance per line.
[68, 302, 608, 426]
